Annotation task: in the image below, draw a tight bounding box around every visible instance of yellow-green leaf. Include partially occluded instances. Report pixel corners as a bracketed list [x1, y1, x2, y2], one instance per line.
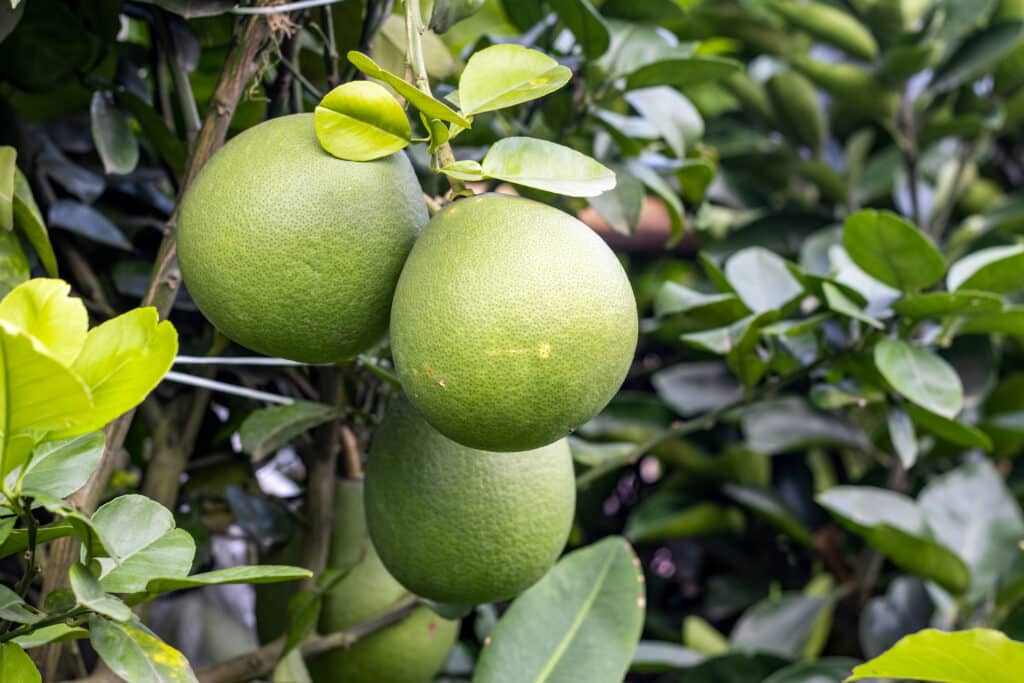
[0, 146, 14, 231]
[847, 628, 1024, 682]
[348, 51, 471, 128]
[314, 81, 411, 162]
[12, 168, 57, 277]
[0, 278, 87, 365]
[0, 642, 39, 683]
[458, 44, 572, 116]
[89, 615, 198, 683]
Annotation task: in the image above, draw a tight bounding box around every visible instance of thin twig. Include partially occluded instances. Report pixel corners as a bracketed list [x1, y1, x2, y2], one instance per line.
[321, 5, 341, 88]
[300, 368, 343, 591]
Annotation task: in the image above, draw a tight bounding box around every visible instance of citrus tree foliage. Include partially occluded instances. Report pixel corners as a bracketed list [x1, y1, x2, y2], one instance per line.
[4, 0, 1024, 682]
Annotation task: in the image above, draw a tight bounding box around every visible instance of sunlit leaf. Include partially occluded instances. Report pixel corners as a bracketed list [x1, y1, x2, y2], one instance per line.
[947, 244, 1024, 293]
[142, 565, 312, 594]
[874, 339, 964, 419]
[481, 137, 615, 197]
[0, 278, 87, 365]
[10, 432, 104, 499]
[458, 44, 572, 115]
[848, 628, 1024, 682]
[0, 642, 39, 683]
[314, 81, 411, 162]
[347, 51, 470, 127]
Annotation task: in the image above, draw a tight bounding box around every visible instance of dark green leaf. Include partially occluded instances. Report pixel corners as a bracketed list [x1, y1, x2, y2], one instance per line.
[730, 593, 832, 660]
[239, 401, 340, 461]
[742, 398, 869, 455]
[625, 87, 703, 158]
[548, 0, 610, 58]
[823, 282, 883, 329]
[626, 161, 685, 245]
[630, 641, 704, 673]
[90, 91, 139, 175]
[11, 168, 57, 276]
[143, 565, 312, 594]
[652, 362, 743, 417]
[587, 166, 643, 235]
[761, 658, 859, 683]
[627, 56, 742, 90]
[47, 200, 131, 250]
[842, 210, 945, 292]
[947, 244, 1024, 293]
[429, 0, 485, 33]
[892, 290, 1004, 319]
[888, 407, 918, 469]
[931, 21, 1024, 94]
[11, 432, 104, 499]
[11, 624, 88, 649]
[905, 403, 993, 450]
[0, 229, 28, 297]
[567, 437, 634, 467]
[722, 483, 814, 546]
[625, 492, 744, 542]
[0, 585, 43, 624]
[860, 577, 933, 659]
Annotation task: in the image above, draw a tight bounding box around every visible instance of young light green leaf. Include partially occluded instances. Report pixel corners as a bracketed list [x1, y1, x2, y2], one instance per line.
[90, 91, 139, 176]
[439, 159, 485, 182]
[848, 628, 1024, 682]
[142, 565, 312, 594]
[12, 623, 88, 649]
[0, 146, 14, 230]
[347, 51, 471, 127]
[0, 642, 39, 683]
[12, 169, 57, 277]
[90, 495, 196, 593]
[56, 307, 177, 437]
[474, 537, 644, 683]
[458, 44, 572, 116]
[0, 278, 87, 365]
[817, 486, 970, 593]
[12, 432, 104, 499]
[70, 563, 132, 622]
[947, 244, 1024, 293]
[725, 247, 805, 314]
[90, 615, 198, 683]
[843, 210, 945, 292]
[314, 81, 411, 162]
[481, 137, 615, 197]
[874, 339, 964, 419]
[548, 0, 610, 58]
[239, 401, 341, 461]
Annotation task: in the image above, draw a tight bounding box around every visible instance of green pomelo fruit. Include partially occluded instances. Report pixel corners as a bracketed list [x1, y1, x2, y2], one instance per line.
[254, 480, 457, 683]
[177, 113, 427, 363]
[389, 193, 638, 451]
[364, 397, 576, 605]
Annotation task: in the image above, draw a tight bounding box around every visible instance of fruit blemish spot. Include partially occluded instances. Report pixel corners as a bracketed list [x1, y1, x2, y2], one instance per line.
[537, 342, 551, 359]
[437, 379, 447, 389]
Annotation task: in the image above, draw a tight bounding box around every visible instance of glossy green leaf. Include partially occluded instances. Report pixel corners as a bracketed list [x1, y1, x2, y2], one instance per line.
[931, 21, 1024, 94]
[458, 44, 572, 115]
[313, 81, 411, 162]
[12, 432, 104, 499]
[653, 282, 748, 324]
[0, 230, 28, 298]
[0, 521, 76, 560]
[947, 244, 1024, 293]
[627, 55, 742, 90]
[70, 563, 132, 621]
[848, 628, 1024, 682]
[142, 565, 312, 594]
[905, 403, 993, 450]
[919, 459, 1024, 602]
[742, 398, 869, 455]
[91, 495, 196, 593]
[12, 623, 88, 649]
[823, 282, 883, 329]
[625, 87, 703, 158]
[0, 277, 87, 365]
[817, 486, 970, 593]
[0, 584, 43, 624]
[428, 0, 485, 33]
[874, 339, 964, 419]
[549, 0, 610, 58]
[481, 137, 615, 197]
[842, 210, 945, 292]
[57, 307, 177, 437]
[725, 247, 804, 314]
[12, 169, 57, 277]
[90, 91, 139, 175]
[28, 494, 110, 559]
[439, 160, 485, 182]
[347, 51, 470, 127]
[768, 0, 877, 59]
[730, 593, 832, 660]
[652, 362, 743, 417]
[892, 290, 1004, 319]
[474, 537, 644, 683]
[626, 492, 744, 542]
[0, 643, 39, 683]
[887, 407, 918, 469]
[627, 161, 685, 245]
[0, 146, 14, 230]
[90, 615, 198, 683]
[239, 401, 340, 461]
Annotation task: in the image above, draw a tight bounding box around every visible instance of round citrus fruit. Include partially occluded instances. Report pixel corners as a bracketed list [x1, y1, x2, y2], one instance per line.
[255, 480, 457, 683]
[177, 113, 427, 363]
[364, 397, 576, 605]
[390, 193, 638, 451]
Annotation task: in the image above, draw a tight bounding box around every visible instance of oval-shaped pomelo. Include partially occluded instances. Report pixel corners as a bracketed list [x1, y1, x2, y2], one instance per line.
[254, 480, 457, 683]
[364, 397, 576, 605]
[177, 113, 427, 363]
[390, 193, 638, 451]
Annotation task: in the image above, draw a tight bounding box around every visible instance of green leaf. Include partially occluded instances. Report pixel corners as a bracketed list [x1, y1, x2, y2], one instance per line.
[823, 282, 883, 329]
[12, 169, 57, 277]
[958, 306, 1024, 336]
[549, 0, 610, 58]
[931, 21, 1024, 94]
[0, 146, 14, 230]
[0, 278, 87, 365]
[313, 81, 411, 162]
[652, 362, 743, 418]
[905, 403, 993, 450]
[625, 87, 702, 158]
[346, 51, 470, 127]
[439, 160, 485, 182]
[90, 91, 139, 176]
[0, 522, 77, 560]
[0, 643, 39, 683]
[816, 486, 970, 593]
[12, 624, 88, 649]
[91, 495, 196, 593]
[428, 0, 485, 33]
[630, 641, 705, 673]
[848, 628, 1024, 682]
[742, 398, 869, 455]
[627, 56, 742, 90]
[653, 282, 748, 324]
[683, 615, 729, 656]
[730, 593, 833, 660]
[762, 658, 859, 683]
[458, 44, 572, 115]
[892, 290, 1004, 319]
[481, 137, 616, 197]
[0, 230, 28, 299]
[842, 210, 945, 292]
[767, 0, 877, 59]
[567, 437, 634, 467]
[0, 585, 43, 624]
[874, 339, 964, 419]
[90, 615, 198, 683]
[722, 483, 814, 547]
[588, 169, 643, 235]
[56, 307, 178, 437]
[70, 563, 132, 621]
[474, 537, 644, 683]
[626, 161, 685, 245]
[142, 565, 312, 594]
[625, 492, 744, 542]
[918, 459, 1024, 603]
[888, 406, 918, 469]
[11, 432, 104, 499]
[947, 244, 1024, 293]
[238, 401, 340, 461]
[725, 247, 804, 314]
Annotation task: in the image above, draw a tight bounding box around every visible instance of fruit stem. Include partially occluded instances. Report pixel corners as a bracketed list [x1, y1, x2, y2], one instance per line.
[404, 0, 467, 196]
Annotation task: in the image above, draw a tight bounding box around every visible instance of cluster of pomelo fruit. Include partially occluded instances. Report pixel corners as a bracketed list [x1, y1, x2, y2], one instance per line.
[178, 113, 638, 681]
